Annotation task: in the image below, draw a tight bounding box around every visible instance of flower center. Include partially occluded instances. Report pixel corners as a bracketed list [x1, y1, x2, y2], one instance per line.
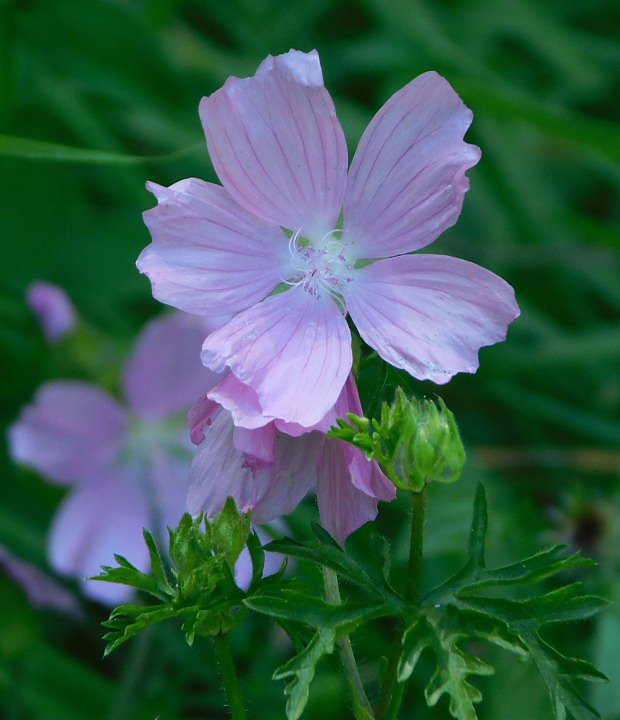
[285, 228, 354, 306]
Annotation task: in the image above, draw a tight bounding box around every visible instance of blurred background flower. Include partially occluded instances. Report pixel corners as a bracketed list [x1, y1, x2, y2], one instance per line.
[0, 1, 618, 718]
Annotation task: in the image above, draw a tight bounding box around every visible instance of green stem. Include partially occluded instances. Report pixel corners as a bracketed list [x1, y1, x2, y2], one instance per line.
[214, 633, 247, 720]
[376, 488, 426, 720]
[322, 567, 374, 719]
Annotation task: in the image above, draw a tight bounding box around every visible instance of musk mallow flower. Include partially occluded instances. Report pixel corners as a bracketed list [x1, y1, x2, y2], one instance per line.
[187, 374, 395, 546]
[9, 313, 219, 604]
[138, 49, 520, 429]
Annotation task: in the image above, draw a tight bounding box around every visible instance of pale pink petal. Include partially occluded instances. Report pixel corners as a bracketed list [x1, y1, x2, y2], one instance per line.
[49, 467, 150, 605]
[200, 49, 348, 238]
[187, 412, 275, 518]
[317, 440, 382, 546]
[344, 72, 480, 258]
[26, 281, 76, 344]
[233, 424, 276, 464]
[252, 431, 323, 523]
[207, 373, 271, 430]
[201, 286, 352, 427]
[124, 313, 222, 420]
[9, 381, 126, 485]
[346, 445, 396, 501]
[347, 255, 520, 384]
[138, 179, 290, 316]
[0, 546, 80, 615]
[188, 393, 221, 445]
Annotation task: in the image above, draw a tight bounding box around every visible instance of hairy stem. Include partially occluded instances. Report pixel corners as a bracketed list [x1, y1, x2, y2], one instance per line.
[214, 633, 247, 720]
[376, 488, 426, 720]
[322, 566, 374, 719]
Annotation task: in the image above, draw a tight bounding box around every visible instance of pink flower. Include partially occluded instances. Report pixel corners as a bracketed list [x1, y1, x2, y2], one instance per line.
[27, 281, 76, 344]
[138, 49, 520, 429]
[187, 375, 395, 546]
[9, 313, 219, 604]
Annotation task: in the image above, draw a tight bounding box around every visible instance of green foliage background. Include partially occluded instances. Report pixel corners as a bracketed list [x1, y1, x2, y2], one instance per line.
[0, 0, 618, 718]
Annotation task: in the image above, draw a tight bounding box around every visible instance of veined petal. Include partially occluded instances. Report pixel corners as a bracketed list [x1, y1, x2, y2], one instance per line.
[348, 254, 520, 383]
[138, 179, 290, 316]
[188, 393, 221, 445]
[187, 411, 275, 518]
[49, 467, 150, 605]
[207, 372, 271, 430]
[344, 72, 480, 258]
[317, 440, 383, 546]
[9, 381, 126, 485]
[252, 431, 322, 523]
[201, 286, 352, 427]
[124, 313, 222, 420]
[200, 49, 348, 238]
[233, 424, 276, 464]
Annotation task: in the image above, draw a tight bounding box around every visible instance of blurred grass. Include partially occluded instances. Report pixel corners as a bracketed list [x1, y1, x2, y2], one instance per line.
[0, 0, 618, 718]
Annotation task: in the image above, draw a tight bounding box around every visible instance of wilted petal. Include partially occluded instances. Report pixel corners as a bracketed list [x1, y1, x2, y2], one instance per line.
[188, 393, 221, 445]
[252, 431, 323, 523]
[317, 440, 382, 546]
[187, 412, 275, 518]
[26, 281, 76, 344]
[200, 49, 348, 238]
[49, 467, 150, 605]
[201, 286, 352, 427]
[348, 254, 520, 384]
[124, 313, 222, 420]
[344, 72, 480, 258]
[138, 179, 290, 316]
[233, 424, 276, 463]
[9, 381, 126, 485]
[0, 546, 80, 615]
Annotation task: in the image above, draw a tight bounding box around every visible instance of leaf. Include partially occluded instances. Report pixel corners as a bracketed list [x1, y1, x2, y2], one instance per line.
[273, 629, 336, 720]
[245, 593, 393, 632]
[0, 133, 202, 164]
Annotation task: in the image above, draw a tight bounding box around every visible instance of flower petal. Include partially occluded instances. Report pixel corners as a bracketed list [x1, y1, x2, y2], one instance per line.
[124, 313, 222, 420]
[188, 393, 221, 445]
[138, 179, 290, 316]
[252, 431, 323, 523]
[347, 254, 520, 383]
[187, 411, 275, 518]
[49, 467, 150, 605]
[233, 424, 276, 464]
[317, 440, 382, 546]
[9, 381, 126, 485]
[201, 286, 352, 427]
[200, 49, 348, 237]
[344, 72, 480, 258]
[207, 372, 271, 430]
[26, 281, 76, 344]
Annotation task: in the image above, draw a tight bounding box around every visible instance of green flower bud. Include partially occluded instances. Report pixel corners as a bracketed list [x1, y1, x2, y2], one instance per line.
[386, 390, 465, 492]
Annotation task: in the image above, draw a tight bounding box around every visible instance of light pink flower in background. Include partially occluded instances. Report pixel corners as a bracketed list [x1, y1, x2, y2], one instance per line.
[27, 281, 77, 344]
[188, 374, 395, 546]
[9, 313, 218, 604]
[138, 49, 520, 430]
[0, 545, 80, 615]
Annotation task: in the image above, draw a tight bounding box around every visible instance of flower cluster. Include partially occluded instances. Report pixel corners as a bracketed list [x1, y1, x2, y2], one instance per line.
[137, 49, 518, 542]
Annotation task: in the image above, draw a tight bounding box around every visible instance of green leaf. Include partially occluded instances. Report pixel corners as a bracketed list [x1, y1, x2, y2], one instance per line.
[208, 498, 251, 573]
[245, 593, 393, 632]
[0, 133, 202, 164]
[273, 629, 336, 720]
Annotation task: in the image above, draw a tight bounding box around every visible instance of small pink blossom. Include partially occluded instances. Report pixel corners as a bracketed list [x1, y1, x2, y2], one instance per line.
[27, 281, 76, 344]
[9, 313, 219, 604]
[138, 49, 520, 429]
[187, 375, 395, 546]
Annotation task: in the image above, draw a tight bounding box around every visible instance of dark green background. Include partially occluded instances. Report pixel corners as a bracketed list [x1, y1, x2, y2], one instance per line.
[1, 0, 618, 717]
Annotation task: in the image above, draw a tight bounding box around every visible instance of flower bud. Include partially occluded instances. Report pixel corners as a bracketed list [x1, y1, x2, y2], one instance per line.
[387, 389, 465, 492]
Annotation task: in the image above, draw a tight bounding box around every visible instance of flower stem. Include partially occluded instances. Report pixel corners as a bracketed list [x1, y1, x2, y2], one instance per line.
[322, 566, 374, 720]
[376, 487, 426, 720]
[214, 633, 247, 720]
